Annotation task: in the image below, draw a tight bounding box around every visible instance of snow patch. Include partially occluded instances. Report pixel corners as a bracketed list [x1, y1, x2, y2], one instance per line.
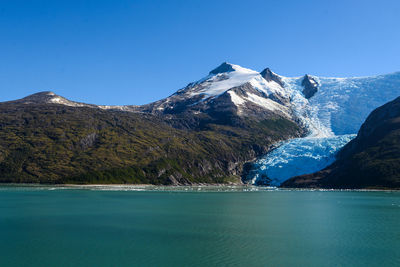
[49, 97, 63, 103]
[228, 91, 246, 106]
[245, 93, 289, 116]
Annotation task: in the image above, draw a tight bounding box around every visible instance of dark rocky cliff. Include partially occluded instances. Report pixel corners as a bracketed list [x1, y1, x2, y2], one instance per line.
[301, 75, 319, 99]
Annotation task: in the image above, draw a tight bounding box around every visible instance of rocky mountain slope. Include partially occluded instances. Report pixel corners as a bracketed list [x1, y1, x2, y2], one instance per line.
[0, 63, 306, 184]
[0, 99, 302, 184]
[281, 97, 400, 189]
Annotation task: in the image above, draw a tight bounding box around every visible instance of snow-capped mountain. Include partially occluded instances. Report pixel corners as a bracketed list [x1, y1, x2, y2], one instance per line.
[136, 62, 294, 122]
[135, 62, 400, 139]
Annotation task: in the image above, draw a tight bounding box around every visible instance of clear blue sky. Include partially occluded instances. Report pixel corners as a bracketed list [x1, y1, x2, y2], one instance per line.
[1, 0, 399, 105]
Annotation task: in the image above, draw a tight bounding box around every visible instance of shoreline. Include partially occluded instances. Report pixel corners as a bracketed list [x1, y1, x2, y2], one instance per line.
[0, 183, 399, 192]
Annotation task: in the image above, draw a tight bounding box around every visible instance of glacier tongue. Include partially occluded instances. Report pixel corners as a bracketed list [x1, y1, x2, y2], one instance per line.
[248, 134, 356, 186]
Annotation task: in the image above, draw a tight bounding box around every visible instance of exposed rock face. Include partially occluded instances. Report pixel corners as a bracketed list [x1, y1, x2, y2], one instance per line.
[209, 62, 235, 75]
[301, 75, 319, 99]
[281, 96, 400, 189]
[260, 68, 285, 87]
[80, 133, 98, 150]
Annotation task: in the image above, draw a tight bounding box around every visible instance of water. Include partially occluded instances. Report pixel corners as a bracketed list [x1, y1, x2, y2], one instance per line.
[0, 186, 399, 267]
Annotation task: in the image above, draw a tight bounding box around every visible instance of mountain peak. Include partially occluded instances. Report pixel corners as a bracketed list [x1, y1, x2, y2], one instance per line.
[260, 68, 284, 87]
[301, 75, 319, 99]
[209, 62, 235, 75]
[16, 91, 87, 107]
[22, 91, 61, 102]
[28, 91, 56, 96]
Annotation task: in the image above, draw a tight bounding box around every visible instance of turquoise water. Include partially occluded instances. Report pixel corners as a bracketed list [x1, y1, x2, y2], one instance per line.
[0, 186, 399, 267]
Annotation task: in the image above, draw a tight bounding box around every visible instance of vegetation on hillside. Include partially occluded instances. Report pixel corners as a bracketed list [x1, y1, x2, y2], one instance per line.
[0, 103, 303, 184]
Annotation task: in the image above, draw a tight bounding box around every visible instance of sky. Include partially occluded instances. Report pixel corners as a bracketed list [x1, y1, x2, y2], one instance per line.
[1, 0, 399, 105]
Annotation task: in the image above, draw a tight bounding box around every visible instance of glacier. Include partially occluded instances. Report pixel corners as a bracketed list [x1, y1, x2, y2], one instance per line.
[250, 71, 400, 185]
[248, 135, 356, 186]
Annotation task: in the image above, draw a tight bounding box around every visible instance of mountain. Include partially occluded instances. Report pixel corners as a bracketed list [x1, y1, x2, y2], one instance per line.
[135, 63, 294, 125]
[1, 62, 399, 185]
[281, 96, 400, 189]
[8, 91, 137, 111]
[0, 63, 305, 184]
[0, 100, 302, 184]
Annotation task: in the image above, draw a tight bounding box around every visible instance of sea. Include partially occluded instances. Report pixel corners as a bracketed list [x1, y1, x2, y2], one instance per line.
[0, 185, 399, 267]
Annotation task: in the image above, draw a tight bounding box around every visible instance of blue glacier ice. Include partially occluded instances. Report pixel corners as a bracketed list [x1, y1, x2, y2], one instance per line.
[249, 135, 356, 186]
